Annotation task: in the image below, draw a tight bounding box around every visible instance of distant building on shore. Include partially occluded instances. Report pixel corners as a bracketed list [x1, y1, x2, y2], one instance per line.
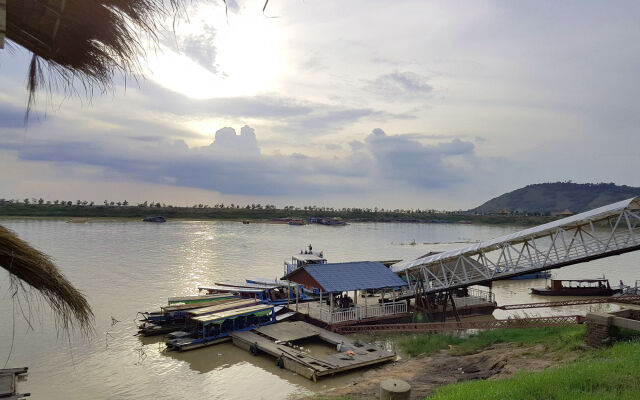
[552, 209, 574, 217]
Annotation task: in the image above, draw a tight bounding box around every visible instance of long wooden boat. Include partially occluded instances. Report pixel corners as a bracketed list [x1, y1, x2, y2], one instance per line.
[199, 284, 302, 305]
[167, 293, 236, 305]
[531, 279, 621, 296]
[214, 280, 281, 289]
[165, 304, 277, 351]
[138, 298, 254, 336]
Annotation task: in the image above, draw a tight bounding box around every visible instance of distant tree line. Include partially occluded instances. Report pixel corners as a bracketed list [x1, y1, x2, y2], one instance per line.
[0, 197, 458, 215]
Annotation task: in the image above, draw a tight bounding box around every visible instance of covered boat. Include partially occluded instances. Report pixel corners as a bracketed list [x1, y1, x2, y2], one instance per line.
[165, 304, 277, 351]
[138, 298, 254, 336]
[531, 278, 621, 296]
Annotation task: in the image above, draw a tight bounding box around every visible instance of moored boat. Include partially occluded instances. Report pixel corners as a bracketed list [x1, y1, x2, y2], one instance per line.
[167, 293, 236, 305]
[137, 298, 250, 336]
[199, 283, 304, 304]
[142, 216, 166, 222]
[531, 278, 621, 296]
[165, 304, 277, 351]
[284, 245, 327, 275]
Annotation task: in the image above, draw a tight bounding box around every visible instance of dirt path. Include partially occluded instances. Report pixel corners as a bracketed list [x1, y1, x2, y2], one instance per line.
[307, 343, 579, 399]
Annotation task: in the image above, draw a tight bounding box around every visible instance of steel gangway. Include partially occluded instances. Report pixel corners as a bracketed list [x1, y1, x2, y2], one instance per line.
[391, 197, 640, 294]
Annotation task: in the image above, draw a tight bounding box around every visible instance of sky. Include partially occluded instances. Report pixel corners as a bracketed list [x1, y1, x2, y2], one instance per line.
[1, 0, 639, 210]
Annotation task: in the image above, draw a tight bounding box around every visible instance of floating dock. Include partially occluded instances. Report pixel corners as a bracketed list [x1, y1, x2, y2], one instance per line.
[230, 321, 396, 381]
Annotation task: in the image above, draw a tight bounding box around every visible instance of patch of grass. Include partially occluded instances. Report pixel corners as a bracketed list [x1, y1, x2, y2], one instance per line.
[397, 325, 585, 357]
[427, 340, 640, 400]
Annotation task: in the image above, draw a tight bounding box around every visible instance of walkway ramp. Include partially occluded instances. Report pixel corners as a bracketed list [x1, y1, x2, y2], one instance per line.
[392, 197, 640, 293]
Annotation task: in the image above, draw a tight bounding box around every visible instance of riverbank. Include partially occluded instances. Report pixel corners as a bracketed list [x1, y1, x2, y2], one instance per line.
[0, 204, 555, 226]
[309, 326, 640, 399]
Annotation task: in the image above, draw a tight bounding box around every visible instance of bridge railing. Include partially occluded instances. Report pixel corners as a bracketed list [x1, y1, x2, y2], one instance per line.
[397, 202, 640, 294]
[319, 301, 408, 324]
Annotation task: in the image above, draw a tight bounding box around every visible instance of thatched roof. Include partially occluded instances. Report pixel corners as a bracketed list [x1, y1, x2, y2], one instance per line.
[0, 225, 93, 334]
[4, 0, 186, 112]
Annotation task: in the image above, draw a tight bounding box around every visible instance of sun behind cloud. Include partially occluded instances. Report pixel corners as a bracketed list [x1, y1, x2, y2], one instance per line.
[145, 4, 286, 99]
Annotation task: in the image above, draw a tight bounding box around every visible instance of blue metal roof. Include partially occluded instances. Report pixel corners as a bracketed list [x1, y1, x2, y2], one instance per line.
[286, 261, 407, 293]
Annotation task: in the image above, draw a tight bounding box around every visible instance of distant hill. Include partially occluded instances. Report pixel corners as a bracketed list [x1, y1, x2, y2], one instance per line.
[471, 182, 640, 214]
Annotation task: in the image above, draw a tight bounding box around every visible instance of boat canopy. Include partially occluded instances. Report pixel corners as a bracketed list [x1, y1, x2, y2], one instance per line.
[392, 197, 640, 273]
[186, 299, 259, 316]
[161, 298, 238, 313]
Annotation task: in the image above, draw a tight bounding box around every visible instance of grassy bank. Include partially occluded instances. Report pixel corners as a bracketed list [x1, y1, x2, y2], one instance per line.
[429, 340, 640, 400]
[397, 325, 586, 357]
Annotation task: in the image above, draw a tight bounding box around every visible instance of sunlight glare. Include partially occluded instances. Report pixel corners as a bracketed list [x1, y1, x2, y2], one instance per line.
[146, 6, 284, 99]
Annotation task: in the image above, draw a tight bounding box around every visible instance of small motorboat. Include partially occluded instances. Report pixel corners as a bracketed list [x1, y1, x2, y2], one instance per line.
[142, 216, 166, 223]
[531, 278, 621, 296]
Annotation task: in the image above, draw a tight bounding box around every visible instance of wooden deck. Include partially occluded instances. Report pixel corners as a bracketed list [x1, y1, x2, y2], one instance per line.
[231, 321, 396, 381]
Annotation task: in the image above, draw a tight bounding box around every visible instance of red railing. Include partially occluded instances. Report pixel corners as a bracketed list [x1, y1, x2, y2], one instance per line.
[498, 295, 640, 310]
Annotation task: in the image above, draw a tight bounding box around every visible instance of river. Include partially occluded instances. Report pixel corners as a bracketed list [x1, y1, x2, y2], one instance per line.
[0, 219, 638, 399]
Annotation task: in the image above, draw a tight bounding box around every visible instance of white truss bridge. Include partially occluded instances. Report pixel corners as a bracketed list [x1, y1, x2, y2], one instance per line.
[391, 197, 640, 294]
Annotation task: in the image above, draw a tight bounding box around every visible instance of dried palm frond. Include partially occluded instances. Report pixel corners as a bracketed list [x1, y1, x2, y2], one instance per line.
[5, 0, 188, 116]
[0, 225, 93, 335]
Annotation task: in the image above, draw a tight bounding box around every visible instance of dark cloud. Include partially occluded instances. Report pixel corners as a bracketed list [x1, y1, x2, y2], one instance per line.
[364, 128, 474, 188]
[0, 123, 477, 195]
[0, 104, 35, 128]
[324, 143, 342, 150]
[138, 82, 413, 135]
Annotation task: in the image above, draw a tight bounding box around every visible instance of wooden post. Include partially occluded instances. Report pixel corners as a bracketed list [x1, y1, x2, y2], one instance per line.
[364, 293, 367, 318]
[330, 294, 334, 323]
[441, 292, 448, 322]
[295, 285, 299, 312]
[287, 281, 291, 307]
[449, 291, 460, 322]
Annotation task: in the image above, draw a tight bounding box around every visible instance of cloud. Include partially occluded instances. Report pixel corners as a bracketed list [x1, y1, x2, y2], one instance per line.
[368, 71, 433, 100]
[206, 125, 260, 156]
[179, 24, 218, 72]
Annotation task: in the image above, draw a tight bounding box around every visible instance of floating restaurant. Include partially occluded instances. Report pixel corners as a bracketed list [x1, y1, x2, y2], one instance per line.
[282, 260, 411, 326]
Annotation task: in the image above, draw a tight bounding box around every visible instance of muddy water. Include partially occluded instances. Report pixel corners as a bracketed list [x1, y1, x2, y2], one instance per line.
[0, 219, 638, 399]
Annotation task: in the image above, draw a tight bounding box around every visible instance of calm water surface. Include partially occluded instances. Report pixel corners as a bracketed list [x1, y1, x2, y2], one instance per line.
[1, 219, 638, 399]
